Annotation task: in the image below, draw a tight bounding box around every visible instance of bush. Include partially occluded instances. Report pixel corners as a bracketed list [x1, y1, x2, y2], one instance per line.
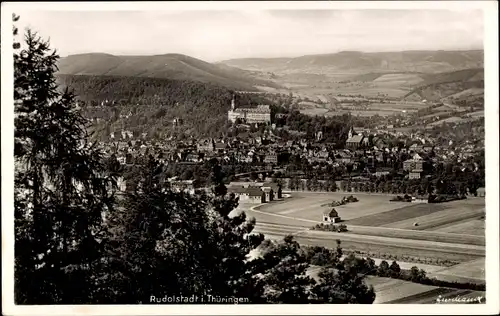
[311, 223, 348, 233]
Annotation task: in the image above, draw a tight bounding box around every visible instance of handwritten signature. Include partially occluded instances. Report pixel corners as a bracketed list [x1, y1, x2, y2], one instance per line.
[436, 295, 484, 304]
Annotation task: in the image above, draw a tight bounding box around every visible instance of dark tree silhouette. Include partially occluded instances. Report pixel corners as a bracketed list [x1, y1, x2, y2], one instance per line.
[14, 17, 115, 304]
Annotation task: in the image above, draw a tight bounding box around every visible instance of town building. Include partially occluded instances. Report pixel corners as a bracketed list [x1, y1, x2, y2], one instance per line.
[197, 139, 215, 152]
[169, 180, 195, 194]
[409, 171, 422, 179]
[228, 186, 266, 204]
[375, 169, 391, 177]
[409, 143, 424, 153]
[227, 96, 271, 124]
[345, 128, 364, 149]
[264, 152, 278, 165]
[403, 158, 424, 172]
[323, 208, 341, 224]
[214, 142, 229, 153]
[261, 187, 274, 202]
[336, 151, 353, 164]
[262, 182, 282, 200]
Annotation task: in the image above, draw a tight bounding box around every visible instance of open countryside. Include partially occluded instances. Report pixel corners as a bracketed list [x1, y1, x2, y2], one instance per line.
[234, 190, 486, 302]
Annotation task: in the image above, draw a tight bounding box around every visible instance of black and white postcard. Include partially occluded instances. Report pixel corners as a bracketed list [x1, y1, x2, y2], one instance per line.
[1, 1, 498, 315]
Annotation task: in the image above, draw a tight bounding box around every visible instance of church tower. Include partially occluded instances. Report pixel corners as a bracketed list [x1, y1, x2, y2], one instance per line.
[348, 127, 354, 139]
[231, 95, 236, 110]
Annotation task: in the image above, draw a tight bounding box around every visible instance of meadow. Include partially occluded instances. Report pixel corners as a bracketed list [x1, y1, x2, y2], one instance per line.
[372, 73, 425, 86]
[346, 203, 448, 226]
[386, 206, 485, 231]
[256, 192, 408, 221]
[433, 218, 485, 235]
[372, 281, 485, 304]
[426, 116, 465, 127]
[429, 258, 485, 283]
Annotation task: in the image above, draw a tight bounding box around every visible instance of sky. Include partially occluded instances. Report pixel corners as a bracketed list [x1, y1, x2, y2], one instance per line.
[15, 9, 484, 62]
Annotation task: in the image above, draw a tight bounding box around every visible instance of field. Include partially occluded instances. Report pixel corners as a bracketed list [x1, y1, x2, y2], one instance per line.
[372, 73, 425, 86]
[465, 110, 484, 118]
[386, 200, 485, 231]
[346, 204, 448, 226]
[325, 110, 396, 117]
[369, 102, 426, 111]
[421, 111, 452, 120]
[243, 192, 486, 265]
[433, 218, 485, 235]
[299, 108, 330, 116]
[429, 258, 485, 283]
[256, 192, 408, 221]
[306, 266, 484, 304]
[292, 83, 411, 99]
[445, 88, 484, 99]
[347, 226, 484, 246]
[253, 193, 485, 237]
[367, 276, 485, 304]
[426, 116, 464, 127]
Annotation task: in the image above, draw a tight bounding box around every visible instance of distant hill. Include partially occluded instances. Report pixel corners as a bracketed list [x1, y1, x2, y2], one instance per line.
[417, 68, 484, 86]
[57, 53, 281, 91]
[219, 50, 483, 74]
[403, 68, 484, 102]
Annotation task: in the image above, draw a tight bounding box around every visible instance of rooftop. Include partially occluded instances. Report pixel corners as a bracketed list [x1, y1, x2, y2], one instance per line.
[346, 135, 364, 143]
[323, 208, 339, 217]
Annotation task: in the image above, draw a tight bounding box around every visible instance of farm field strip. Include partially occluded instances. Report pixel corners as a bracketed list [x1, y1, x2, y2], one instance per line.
[430, 258, 485, 281]
[420, 111, 453, 119]
[252, 218, 485, 247]
[367, 276, 486, 304]
[369, 102, 428, 110]
[254, 227, 305, 236]
[345, 203, 449, 227]
[297, 230, 485, 254]
[432, 219, 485, 235]
[254, 221, 311, 231]
[427, 116, 464, 126]
[272, 235, 483, 263]
[465, 110, 484, 117]
[426, 273, 485, 285]
[247, 196, 485, 245]
[256, 223, 486, 258]
[240, 209, 317, 228]
[258, 192, 409, 221]
[347, 226, 485, 246]
[367, 277, 441, 304]
[384, 207, 485, 231]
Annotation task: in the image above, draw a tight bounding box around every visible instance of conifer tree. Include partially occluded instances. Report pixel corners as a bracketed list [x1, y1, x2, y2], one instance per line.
[13, 16, 115, 304]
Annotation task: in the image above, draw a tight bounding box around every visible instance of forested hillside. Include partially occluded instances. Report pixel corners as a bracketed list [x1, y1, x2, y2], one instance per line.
[56, 74, 273, 140]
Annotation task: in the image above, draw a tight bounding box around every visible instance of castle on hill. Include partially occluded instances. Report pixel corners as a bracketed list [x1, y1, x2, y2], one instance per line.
[227, 95, 271, 124]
